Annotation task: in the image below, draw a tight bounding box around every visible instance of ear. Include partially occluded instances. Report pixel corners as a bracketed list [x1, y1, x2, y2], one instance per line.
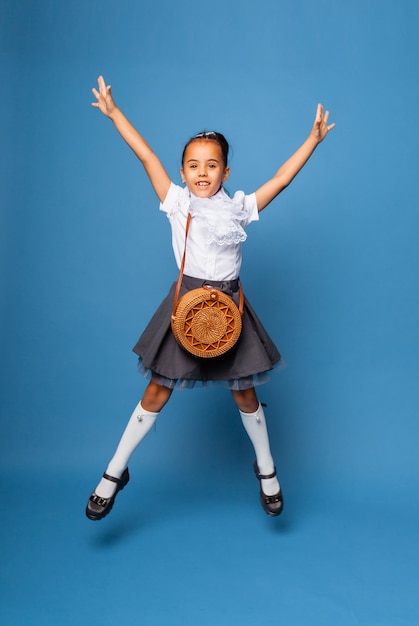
[222, 166, 230, 183]
[180, 167, 186, 183]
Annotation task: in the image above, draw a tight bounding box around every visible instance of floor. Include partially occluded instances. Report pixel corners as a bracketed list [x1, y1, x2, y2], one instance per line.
[1, 462, 418, 626]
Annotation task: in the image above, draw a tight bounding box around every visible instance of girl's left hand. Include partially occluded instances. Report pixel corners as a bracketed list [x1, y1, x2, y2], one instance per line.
[91, 75, 117, 118]
[311, 103, 335, 142]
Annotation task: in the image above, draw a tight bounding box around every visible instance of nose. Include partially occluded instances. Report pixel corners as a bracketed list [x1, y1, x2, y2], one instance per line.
[198, 164, 207, 176]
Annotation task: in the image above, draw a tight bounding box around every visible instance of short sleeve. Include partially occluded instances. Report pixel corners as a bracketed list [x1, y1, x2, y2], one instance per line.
[243, 192, 259, 226]
[159, 182, 188, 221]
[231, 190, 259, 228]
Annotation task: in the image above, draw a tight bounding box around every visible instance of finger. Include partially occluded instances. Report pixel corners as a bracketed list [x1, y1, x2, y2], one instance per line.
[316, 103, 323, 121]
[92, 87, 100, 99]
[91, 102, 99, 107]
[324, 110, 330, 124]
[327, 123, 336, 131]
[97, 75, 106, 93]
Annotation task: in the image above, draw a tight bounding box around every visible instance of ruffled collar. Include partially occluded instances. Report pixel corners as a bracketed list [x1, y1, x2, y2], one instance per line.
[188, 187, 247, 246]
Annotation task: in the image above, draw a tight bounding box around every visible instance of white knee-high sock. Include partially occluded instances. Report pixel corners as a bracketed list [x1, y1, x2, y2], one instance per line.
[94, 402, 159, 499]
[239, 403, 280, 496]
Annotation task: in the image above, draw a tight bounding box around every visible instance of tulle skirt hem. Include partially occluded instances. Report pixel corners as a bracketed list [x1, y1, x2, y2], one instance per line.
[137, 357, 285, 391]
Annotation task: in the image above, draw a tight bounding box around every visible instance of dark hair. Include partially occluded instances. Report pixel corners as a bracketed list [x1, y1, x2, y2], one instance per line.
[181, 131, 229, 167]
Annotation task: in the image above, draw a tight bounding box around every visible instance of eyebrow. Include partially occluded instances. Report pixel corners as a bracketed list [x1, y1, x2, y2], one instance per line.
[186, 158, 220, 163]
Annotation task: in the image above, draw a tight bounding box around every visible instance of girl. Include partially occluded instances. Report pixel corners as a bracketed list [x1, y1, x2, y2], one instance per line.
[86, 75, 334, 521]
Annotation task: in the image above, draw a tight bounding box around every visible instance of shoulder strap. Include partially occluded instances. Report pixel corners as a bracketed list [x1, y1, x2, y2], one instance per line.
[171, 213, 244, 319]
[172, 213, 192, 319]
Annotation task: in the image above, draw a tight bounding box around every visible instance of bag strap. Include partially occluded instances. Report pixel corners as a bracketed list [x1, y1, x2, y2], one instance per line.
[172, 213, 244, 319]
[172, 213, 192, 319]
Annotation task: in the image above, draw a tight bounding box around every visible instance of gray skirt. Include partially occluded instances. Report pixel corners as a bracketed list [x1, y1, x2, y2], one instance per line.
[132, 275, 283, 390]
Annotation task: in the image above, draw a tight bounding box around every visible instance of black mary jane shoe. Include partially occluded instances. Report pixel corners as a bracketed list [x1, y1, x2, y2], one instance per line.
[253, 461, 283, 517]
[85, 468, 130, 521]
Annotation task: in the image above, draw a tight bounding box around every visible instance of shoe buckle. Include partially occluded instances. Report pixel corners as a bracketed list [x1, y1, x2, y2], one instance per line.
[91, 494, 108, 507]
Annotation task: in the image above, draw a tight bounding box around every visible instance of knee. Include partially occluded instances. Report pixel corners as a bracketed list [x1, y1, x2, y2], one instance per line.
[231, 388, 259, 413]
[142, 382, 172, 412]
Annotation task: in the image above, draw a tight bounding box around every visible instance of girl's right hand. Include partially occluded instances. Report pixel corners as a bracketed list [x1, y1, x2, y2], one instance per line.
[91, 75, 116, 117]
[310, 103, 335, 143]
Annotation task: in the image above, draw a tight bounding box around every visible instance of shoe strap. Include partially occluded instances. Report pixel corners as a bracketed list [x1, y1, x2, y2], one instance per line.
[254, 464, 277, 480]
[103, 472, 124, 485]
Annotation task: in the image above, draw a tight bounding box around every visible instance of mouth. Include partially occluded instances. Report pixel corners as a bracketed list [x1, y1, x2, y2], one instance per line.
[196, 181, 210, 187]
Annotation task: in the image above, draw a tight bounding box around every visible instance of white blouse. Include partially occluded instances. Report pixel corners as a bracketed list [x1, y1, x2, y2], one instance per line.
[160, 182, 259, 281]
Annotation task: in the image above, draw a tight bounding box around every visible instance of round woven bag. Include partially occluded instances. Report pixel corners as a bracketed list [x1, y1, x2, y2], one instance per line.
[171, 287, 242, 358]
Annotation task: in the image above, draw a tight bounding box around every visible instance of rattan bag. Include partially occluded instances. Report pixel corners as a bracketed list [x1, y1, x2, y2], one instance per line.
[171, 214, 244, 358]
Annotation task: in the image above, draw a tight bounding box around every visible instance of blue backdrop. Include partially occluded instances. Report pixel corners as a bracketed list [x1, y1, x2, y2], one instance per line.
[1, 1, 418, 625]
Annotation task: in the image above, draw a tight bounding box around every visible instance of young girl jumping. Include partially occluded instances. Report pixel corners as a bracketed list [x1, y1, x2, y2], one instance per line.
[86, 75, 334, 521]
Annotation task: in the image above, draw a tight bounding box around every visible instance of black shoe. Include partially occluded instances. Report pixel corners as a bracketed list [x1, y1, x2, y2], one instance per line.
[86, 468, 130, 521]
[253, 461, 283, 517]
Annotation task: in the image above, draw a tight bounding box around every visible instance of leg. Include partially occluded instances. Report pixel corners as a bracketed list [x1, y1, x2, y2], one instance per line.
[232, 387, 283, 516]
[141, 380, 173, 412]
[86, 381, 172, 520]
[231, 387, 259, 413]
[232, 388, 277, 482]
[104, 381, 172, 480]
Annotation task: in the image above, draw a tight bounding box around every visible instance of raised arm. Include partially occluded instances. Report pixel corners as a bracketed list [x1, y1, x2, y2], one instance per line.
[255, 104, 335, 212]
[92, 76, 171, 203]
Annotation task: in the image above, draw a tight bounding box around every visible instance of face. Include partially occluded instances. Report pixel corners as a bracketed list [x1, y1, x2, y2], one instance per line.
[180, 140, 230, 198]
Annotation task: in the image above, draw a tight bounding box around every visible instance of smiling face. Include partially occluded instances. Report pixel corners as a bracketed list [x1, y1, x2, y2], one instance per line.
[180, 139, 230, 198]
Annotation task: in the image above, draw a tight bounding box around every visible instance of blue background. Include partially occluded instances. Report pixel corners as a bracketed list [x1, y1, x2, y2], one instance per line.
[1, 1, 418, 624]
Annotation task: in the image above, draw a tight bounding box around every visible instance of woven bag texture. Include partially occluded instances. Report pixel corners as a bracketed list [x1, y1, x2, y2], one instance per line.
[171, 287, 242, 358]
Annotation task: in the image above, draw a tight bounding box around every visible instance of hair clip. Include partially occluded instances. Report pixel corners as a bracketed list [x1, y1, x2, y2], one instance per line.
[194, 131, 218, 139]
